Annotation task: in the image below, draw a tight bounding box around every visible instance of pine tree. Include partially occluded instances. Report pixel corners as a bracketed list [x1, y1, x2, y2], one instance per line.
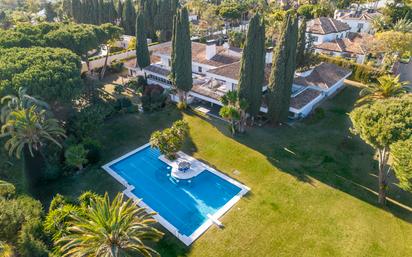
[171, 7, 193, 104]
[267, 15, 291, 124]
[122, 0, 136, 35]
[237, 13, 265, 120]
[136, 11, 150, 69]
[296, 18, 307, 68]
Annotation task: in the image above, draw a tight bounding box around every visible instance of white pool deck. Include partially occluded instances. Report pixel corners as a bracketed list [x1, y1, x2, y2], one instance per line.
[159, 152, 205, 180]
[102, 143, 250, 246]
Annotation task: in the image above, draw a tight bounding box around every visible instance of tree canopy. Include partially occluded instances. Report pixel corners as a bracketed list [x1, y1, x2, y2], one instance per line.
[0, 47, 82, 103]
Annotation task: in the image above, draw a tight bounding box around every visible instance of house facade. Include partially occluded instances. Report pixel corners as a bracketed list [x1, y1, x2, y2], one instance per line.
[334, 9, 382, 34]
[126, 41, 351, 119]
[306, 17, 351, 45]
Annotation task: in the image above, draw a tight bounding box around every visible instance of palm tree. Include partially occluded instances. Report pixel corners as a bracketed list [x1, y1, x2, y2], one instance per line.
[0, 91, 65, 189]
[357, 75, 410, 105]
[58, 193, 163, 257]
[220, 91, 248, 135]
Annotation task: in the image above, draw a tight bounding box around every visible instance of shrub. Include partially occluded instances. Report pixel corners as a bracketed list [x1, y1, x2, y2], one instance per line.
[0, 180, 15, 199]
[70, 102, 115, 138]
[297, 4, 315, 19]
[82, 138, 102, 164]
[318, 55, 384, 83]
[114, 84, 125, 95]
[114, 97, 135, 113]
[17, 219, 49, 257]
[141, 84, 168, 112]
[109, 60, 124, 73]
[65, 144, 88, 171]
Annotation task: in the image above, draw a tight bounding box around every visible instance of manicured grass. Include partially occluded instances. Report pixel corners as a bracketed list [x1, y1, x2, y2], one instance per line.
[1, 86, 411, 256]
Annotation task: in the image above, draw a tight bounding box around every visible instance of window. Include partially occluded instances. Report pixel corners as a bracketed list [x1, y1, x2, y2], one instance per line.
[198, 66, 202, 73]
[311, 36, 318, 43]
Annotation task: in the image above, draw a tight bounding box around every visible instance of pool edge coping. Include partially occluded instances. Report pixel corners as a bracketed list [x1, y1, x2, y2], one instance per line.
[102, 143, 250, 246]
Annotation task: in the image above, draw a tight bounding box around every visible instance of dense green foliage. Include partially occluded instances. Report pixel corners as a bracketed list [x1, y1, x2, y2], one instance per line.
[267, 14, 298, 124]
[170, 7, 193, 104]
[391, 138, 412, 192]
[318, 54, 384, 83]
[0, 47, 82, 103]
[0, 181, 49, 257]
[150, 120, 189, 159]
[135, 11, 150, 69]
[64, 144, 88, 171]
[350, 97, 412, 204]
[237, 13, 265, 119]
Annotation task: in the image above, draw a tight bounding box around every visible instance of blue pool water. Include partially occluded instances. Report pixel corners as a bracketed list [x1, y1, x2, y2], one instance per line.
[109, 146, 242, 236]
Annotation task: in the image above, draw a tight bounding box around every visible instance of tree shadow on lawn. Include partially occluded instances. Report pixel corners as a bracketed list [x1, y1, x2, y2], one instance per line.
[186, 86, 412, 223]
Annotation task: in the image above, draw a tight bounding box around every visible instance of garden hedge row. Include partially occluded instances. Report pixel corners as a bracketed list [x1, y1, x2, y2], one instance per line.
[319, 55, 385, 83]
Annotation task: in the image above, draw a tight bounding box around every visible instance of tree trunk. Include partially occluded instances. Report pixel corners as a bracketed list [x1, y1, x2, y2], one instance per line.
[377, 148, 389, 205]
[22, 146, 46, 196]
[100, 44, 111, 80]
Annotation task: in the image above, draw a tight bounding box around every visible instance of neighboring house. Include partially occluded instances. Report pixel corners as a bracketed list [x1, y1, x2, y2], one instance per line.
[307, 17, 351, 45]
[289, 62, 352, 118]
[314, 32, 373, 63]
[126, 40, 351, 119]
[334, 9, 382, 34]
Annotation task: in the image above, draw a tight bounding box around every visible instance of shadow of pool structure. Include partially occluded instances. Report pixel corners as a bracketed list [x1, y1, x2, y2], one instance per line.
[102, 143, 250, 246]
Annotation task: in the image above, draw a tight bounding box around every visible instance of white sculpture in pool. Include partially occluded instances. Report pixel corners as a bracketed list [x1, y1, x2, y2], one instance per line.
[159, 152, 205, 180]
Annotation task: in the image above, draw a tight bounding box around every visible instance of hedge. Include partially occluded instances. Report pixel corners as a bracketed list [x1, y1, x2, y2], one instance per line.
[318, 54, 385, 83]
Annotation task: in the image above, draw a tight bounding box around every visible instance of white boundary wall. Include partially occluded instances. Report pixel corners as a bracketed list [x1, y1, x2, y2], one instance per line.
[81, 50, 136, 73]
[102, 143, 250, 246]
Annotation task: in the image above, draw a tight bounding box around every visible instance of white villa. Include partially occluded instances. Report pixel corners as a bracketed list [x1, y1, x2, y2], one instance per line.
[307, 17, 374, 64]
[334, 9, 382, 34]
[126, 40, 351, 119]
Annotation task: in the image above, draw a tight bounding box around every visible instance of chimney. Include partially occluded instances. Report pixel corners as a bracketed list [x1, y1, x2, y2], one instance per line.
[206, 40, 217, 60]
[265, 47, 273, 64]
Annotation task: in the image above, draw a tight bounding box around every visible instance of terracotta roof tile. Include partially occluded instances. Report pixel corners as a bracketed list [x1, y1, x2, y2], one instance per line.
[307, 17, 351, 35]
[314, 32, 373, 55]
[207, 62, 272, 85]
[290, 88, 322, 110]
[293, 62, 351, 90]
[150, 41, 240, 67]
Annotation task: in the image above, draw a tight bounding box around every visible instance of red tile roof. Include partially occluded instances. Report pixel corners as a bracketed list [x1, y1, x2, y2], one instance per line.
[293, 62, 351, 90]
[307, 17, 351, 35]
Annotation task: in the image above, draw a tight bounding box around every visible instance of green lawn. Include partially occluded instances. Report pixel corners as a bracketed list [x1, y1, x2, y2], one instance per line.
[1, 86, 412, 256]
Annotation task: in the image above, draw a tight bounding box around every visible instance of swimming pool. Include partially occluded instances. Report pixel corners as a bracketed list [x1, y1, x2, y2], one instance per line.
[103, 143, 249, 245]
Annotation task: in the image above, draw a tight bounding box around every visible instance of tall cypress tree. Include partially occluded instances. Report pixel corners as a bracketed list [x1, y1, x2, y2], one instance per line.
[72, 0, 82, 22]
[267, 15, 291, 124]
[136, 11, 150, 69]
[122, 0, 136, 35]
[237, 13, 265, 120]
[117, 0, 123, 22]
[141, 0, 157, 40]
[296, 18, 307, 68]
[280, 15, 298, 122]
[171, 7, 192, 104]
